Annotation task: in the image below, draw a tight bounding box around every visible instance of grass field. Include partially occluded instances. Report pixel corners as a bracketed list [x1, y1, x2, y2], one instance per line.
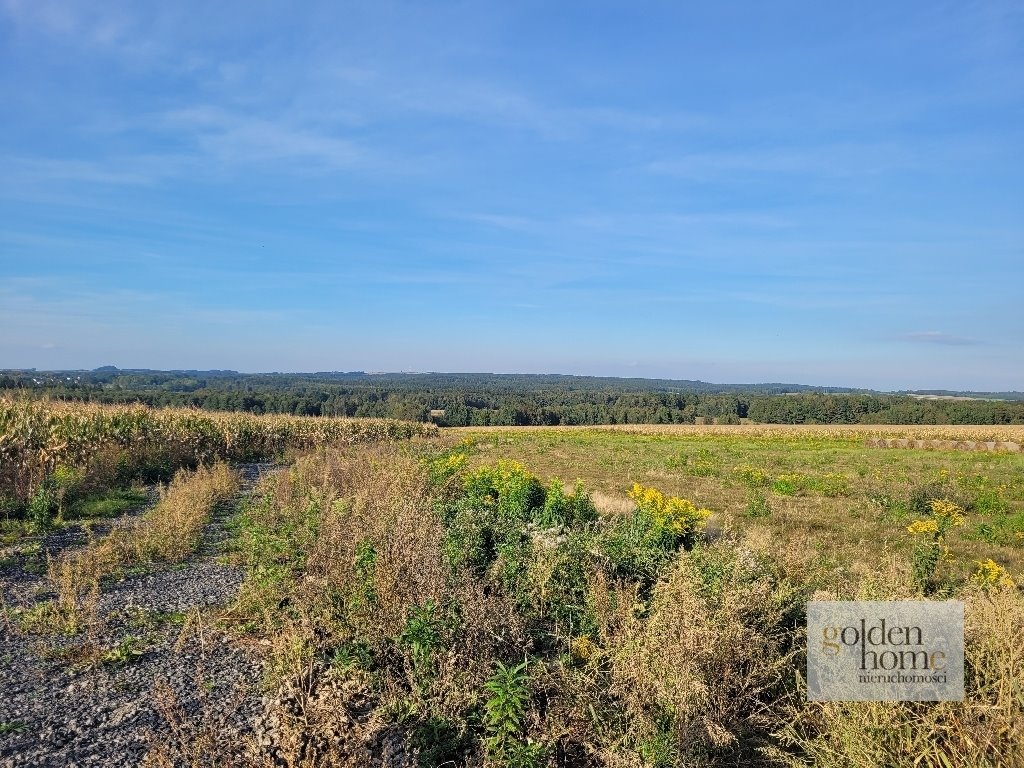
[458, 425, 1024, 576]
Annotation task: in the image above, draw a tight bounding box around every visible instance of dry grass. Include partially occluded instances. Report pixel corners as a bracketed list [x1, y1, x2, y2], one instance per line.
[131, 461, 239, 562]
[773, 585, 1024, 768]
[605, 538, 804, 763]
[228, 446, 531, 766]
[591, 491, 634, 517]
[455, 423, 1024, 444]
[36, 462, 239, 638]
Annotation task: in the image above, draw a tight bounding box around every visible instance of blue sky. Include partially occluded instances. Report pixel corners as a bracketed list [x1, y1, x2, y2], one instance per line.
[1, 1, 1021, 390]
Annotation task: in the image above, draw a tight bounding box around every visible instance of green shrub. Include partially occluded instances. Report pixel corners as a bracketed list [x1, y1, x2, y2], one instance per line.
[637, 717, 679, 768]
[537, 530, 598, 632]
[494, 524, 535, 598]
[28, 483, 56, 531]
[354, 539, 377, 607]
[464, 461, 545, 523]
[412, 715, 471, 768]
[537, 479, 597, 527]
[906, 499, 966, 595]
[907, 480, 967, 518]
[628, 484, 711, 550]
[973, 487, 1006, 516]
[454, 463, 598, 604]
[50, 464, 84, 520]
[970, 509, 1024, 547]
[424, 448, 469, 495]
[601, 510, 678, 588]
[0, 494, 20, 521]
[807, 472, 849, 497]
[744, 492, 772, 518]
[399, 600, 443, 670]
[329, 639, 374, 672]
[600, 486, 713, 590]
[443, 502, 495, 575]
[688, 448, 719, 477]
[772, 473, 805, 496]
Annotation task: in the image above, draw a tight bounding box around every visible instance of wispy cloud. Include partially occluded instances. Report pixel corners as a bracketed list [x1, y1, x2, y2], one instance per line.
[0, 1, 169, 64]
[161, 106, 365, 170]
[2, 156, 164, 187]
[564, 211, 794, 232]
[902, 331, 980, 347]
[449, 212, 549, 233]
[645, 142, 920, 181]
[377, 75, 699, 139]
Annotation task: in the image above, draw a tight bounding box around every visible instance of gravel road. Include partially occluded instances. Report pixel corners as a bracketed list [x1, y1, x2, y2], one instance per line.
[0, 464, 275, 768]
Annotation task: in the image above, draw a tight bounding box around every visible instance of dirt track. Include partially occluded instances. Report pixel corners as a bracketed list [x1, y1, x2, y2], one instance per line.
[0, 464, 274, 768]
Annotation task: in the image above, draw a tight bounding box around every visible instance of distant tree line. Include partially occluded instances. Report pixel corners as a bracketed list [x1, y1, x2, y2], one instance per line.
[2, 371, 1022, 425]
[746, 394, 1024, 425]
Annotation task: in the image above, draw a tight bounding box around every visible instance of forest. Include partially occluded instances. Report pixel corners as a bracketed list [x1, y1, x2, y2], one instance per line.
[3, 369, 1023, 426]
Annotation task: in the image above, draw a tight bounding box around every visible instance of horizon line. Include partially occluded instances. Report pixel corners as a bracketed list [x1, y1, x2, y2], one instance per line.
[2, 367, 1021, 397]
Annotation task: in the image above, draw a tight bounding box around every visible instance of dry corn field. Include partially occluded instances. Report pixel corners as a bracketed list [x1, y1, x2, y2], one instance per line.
[0, 397, 436, 506]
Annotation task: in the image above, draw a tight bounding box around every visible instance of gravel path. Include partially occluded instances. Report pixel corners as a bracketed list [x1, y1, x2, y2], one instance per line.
[0, 464, 275, 768]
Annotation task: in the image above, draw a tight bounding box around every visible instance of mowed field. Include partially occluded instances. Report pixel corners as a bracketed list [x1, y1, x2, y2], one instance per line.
[455, 424, 1024, 575]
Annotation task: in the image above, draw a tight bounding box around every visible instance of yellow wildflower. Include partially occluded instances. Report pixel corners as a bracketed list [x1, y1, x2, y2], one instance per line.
[629, 483, 711, 541]
[928, 498, 965, 527]
[972, 559, 1016, 590]
[907, 519, 939, 535]
[443, 453, 468, 472]
[734, 464, 769, 486]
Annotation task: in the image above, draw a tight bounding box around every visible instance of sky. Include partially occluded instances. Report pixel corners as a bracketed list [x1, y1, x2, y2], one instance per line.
[1, 1, 1021, 390]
